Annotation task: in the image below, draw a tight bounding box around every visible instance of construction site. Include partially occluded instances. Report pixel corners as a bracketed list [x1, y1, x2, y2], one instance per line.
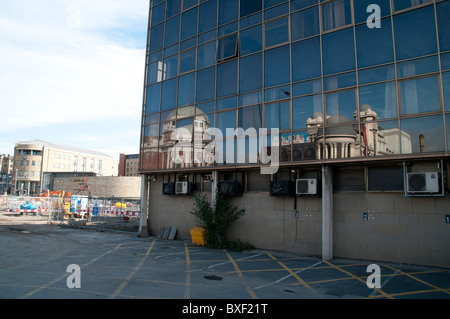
[0, 179, 141, 233]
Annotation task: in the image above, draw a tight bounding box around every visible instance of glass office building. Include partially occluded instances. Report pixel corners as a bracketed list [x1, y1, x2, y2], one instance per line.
[140, 0, 450, 172]
[139, 0, 450, 267]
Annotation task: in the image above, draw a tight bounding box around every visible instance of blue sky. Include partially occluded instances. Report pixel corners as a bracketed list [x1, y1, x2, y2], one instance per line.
[0, 0, 149, 159]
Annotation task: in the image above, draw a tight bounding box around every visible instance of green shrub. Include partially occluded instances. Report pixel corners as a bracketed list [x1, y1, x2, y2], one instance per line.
[192, 192, 244, 249]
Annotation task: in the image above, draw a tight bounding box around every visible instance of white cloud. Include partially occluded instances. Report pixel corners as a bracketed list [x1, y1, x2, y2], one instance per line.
[0, 0, 148, 155]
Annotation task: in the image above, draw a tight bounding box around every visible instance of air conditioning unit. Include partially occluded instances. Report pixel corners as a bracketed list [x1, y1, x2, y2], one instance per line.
[218, 180, 243, 196]
[175, 181, 189, 194]
[407, 172, 439, 194]
[162, 182, 175, 195]
[270, 180, 294, 196]
[296, 178, 317, 195]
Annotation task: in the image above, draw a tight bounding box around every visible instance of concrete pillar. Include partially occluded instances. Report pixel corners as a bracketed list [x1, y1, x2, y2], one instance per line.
[211, 171, 218, 205]
[138, 174, 149, 238]
[322, 166, 333, 260]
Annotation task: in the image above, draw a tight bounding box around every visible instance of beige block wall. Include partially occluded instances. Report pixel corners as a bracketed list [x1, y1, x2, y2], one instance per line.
[54, 176, 141, 198]
[146, 176, 450, 268]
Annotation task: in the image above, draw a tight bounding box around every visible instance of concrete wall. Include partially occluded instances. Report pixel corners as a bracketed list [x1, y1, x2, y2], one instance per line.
[146, 175, 450, 268]
[54, 176, 141, 198]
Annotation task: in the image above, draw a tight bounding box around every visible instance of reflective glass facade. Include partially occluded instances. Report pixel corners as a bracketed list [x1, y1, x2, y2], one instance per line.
[140, 0, 450, 171]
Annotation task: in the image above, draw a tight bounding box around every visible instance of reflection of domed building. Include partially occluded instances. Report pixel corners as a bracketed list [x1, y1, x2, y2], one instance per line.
[305, 105, 411, 159]
[158, 106, 212, 169]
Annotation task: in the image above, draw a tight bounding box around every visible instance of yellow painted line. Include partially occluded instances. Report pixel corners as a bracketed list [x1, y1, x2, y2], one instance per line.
[383, 264, 450, 296]
[184, 242, 191, 299]
[225, 250, 258, 299]
[368, 287, 450, 298]
[109, 239, 156, 299]
[19, 242, 124, 299]
[266, 252, 322, 297]
[323, 260, 394, 299]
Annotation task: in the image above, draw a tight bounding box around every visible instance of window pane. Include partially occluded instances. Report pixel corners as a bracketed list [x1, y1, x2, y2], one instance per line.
[197, 101, 215, 114]
[146, 83, 161, 114]
[219, 0, 239, 25]
[292, 79, 322, 97]
[292, 37, 321, 82]
[183, 0, 198, 10]
[293, 94, 322, 130]
[181, 8, 198, 40]
[161, 78, 178, 111]
[264, 45, 290, 87]
[265, 17, 289, 48]
[151, 3, 166, 26]
[354, 0, 390, 24]
[443, 72, 450, 111]
[199, 0, 217, 33]
[292, 131, 316, 161]
[217, 34, 238, 60]
[264, 3, 289, 21]
[393, 0, 432, 11]
[396, 56, 439, 78]
[324, 72, 356, 91]
[149, 23, 164, 52]
[400, 115, 445, 154]
[148, 60, 164, 84]
[165, 54, 178, 79]
[197, 67, 216, 102]
[322, 28, 355, 75]
[178, 72, 196, 107]
[241, 0, 262, 17]
[239, 105, 263, 131]
[291, 0, 317, 11]
[447, 114, 450, 151]
[240, 53, 262, 93]
[180, 49, 196, 74]
[356, 18, 394, 68]
[217, 60, 238, 97]
[437, 1, 450, 52]
[322, 0, 352, 32]
[400, 76, 441, 115]
[198, 41, 216, 69]
[265, 101, 290, 131]
[217, 110, 237, 137]
[167, 0, 182, 18]
[325, 89, 356, 121]
[358, 64, 395, 85]
[363, 120, 401, 155]
[291, 6, 319, 41]
[394, 6, 437, 61]
[240, 25, 263, 55]
[165, 16, 180, 47]
[359, 81, 397, 120]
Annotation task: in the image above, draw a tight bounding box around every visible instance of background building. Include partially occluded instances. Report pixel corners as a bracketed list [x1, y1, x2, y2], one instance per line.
[119, 154, 140, 176]
[13, 139, 118, 195]
[139, 0, 450, 268]
[0, 154, 13, 194]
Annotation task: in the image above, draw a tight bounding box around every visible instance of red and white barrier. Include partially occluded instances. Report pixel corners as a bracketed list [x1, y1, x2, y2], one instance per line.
[9, 209, 49, 213]
[102, 210, 139, 216]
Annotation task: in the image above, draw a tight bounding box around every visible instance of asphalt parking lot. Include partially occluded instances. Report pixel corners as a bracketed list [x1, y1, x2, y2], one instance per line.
[0, 212, 449, 304]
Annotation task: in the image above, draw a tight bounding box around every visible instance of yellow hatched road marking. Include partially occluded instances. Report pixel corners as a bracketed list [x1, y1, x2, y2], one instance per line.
[266, 252, 323, 298]
[225, 250, 258, 299]
[184, 242, 191, 299]
[323, 260, 394, 299]
[383, 264, 450, 296]
[109, 239, 156, 299]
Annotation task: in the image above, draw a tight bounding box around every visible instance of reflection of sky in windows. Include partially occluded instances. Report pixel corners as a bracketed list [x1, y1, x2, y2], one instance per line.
[142, 0, 450, 165]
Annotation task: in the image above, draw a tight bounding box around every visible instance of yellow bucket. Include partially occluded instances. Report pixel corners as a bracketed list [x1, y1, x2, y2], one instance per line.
[190, 227, 205, 246]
